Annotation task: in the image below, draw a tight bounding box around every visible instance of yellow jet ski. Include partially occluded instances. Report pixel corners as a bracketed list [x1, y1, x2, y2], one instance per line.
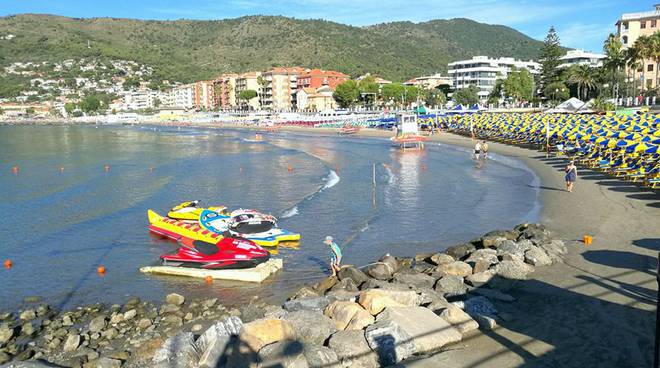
[167, 200, 227, 221]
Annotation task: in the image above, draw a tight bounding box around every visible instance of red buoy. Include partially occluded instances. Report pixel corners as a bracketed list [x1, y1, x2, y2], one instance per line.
[4, 259, 12, 269]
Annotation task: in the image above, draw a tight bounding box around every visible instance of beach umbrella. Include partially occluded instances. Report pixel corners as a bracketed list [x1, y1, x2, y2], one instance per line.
[645, 145, 659, 154]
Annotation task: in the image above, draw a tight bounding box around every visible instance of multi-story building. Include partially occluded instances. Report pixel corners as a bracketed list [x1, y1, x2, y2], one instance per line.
[296, 85, 337, 112]
[172, 84, 195, 109]
[235, 71, 262, 110]
[260, 67, 307, 111]
[403, 73, 452, 89]
[192, 81, 216, 111]
[447, 56, 541, 101]
[297, 69, 349, 90]
[121, 89, 175, 110]
[559, 50, 606, 69]
[616, 4, 660, 89]
[214, 74, 238, 109]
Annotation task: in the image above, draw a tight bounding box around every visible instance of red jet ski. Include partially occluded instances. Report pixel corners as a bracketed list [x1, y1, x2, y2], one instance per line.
[160, 237, 270, 269]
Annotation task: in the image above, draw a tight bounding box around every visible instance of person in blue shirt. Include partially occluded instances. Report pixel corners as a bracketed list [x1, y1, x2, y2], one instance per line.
[324, 236, 342, 276]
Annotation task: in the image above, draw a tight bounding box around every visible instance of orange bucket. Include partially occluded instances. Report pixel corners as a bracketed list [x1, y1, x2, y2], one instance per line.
[583, 235, 592, 245]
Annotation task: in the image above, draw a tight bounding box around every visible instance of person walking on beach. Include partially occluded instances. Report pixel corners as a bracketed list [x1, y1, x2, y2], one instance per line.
[473, 141, 482, 160]
[481, 140, 489, 159]
[565, 160, 577, 192]
[324, 236, 342, 276]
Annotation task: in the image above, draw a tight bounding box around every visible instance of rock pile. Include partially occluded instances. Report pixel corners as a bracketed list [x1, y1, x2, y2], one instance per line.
[0, 223, 567, 367]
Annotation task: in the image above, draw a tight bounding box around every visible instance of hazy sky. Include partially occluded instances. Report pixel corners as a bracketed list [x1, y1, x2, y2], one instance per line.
[0, 0, 652, 52]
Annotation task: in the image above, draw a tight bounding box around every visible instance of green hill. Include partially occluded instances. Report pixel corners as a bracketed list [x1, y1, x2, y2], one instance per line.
[0, 14, 543, 82]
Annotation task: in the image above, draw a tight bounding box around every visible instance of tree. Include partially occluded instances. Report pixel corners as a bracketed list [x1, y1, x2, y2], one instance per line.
[238, 89, 258, 101]
[625, 46, 642, 98]
[539, 26, 563, 90]
[603, 33, 625, 99]
[123, 77, 140, 90]
[358, 76, 380, 106]
[64, 102, 76, 114]
[453, 85, 480, 106]
[381, 83, 405, 105]
[333, 80, 360, 108]
[632, 35, 653, 92]
[543, 81, 570, 104]
[153, 98, 161, 108]
[79, 95, 101, 113]
[425, 89, 446, 107]
[567, 65, 597, 100]
[502, 68, 535, 102]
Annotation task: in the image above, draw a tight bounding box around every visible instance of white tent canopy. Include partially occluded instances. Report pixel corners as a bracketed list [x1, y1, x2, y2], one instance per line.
[545, 97, 593, 114]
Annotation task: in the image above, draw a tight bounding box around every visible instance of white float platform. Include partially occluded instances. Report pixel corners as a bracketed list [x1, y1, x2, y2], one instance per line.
[140, 258, 283, 283]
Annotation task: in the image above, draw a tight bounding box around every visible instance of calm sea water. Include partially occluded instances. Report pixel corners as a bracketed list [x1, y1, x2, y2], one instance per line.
[0, 125, 540, 311]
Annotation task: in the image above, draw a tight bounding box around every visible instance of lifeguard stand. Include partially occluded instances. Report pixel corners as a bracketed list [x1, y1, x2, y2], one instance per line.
[392, 114, 426, 150]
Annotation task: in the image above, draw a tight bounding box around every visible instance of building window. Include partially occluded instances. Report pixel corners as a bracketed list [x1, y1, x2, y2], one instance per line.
[622, 36, 628, 44]
[623, 22, 628, 30]
[648, 64, 654, 72]
[641, 21, 646, 29]
[653, 20, 658, 27]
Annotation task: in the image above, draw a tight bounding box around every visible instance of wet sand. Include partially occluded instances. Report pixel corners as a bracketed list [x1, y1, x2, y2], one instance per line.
[241, 125, 660, 367]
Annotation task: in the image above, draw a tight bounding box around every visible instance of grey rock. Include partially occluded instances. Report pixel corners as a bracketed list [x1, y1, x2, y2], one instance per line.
[159, 304, 180, 315]
[463, 296, 497, 316]
[481, 236, 506, 248]
[392, 272, 436, 290]
[258, 340, 308, 368]
[152, 332, 197, 367]
[88, 316, 106, 333]
[495, 259, 534, 280]
[328, 330, 379, 368]
[0, 325, 14, 346]
[283, 297, 330, 312]
[429, 253, 455, 266]
[123, 309, 137, 321]
[92, 357, 123, 368]
[337, 266, 370, 286]
[379, 254, 400, 273]
[240, 303, 265, 323]
[21, 322, 36, 336]
[365, 320, 415, 366]
[137, 318, 152, 329]
[326, 290, 360, 303]
[434, 275, 468, 297]
[103, 327, 119, 340]
[303, 345, 340, 368]
[263, 305, 287, 319]
[426, 298, 452, 314]
[161, 314, 183, 327]
[165, 293, 185, 306]
[196, 317, 243, 368]
[62, 315, 74, 326]
[283, 310, 336, 346]
[465, 248, 498, 265]
[63, 333, 81, 352]
[331, 278, 359, 292]
[440, 306, 479, 335]
[361, 279, 411, 291]
[473, 314, 498, 330]
[0, 351, 10, 365]
[19, 310, 36, 322]
[291, 286, 320, 300]
[444, 243, 476, 260]
[483, 229, 520, 241]
[364, 264, 393, 281]
[496, 240, 532, 259]
[203, 298, 218, 309]
[524, 246, 553, 266]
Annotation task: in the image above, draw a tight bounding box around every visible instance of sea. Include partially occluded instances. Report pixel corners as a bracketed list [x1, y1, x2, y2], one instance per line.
[0, 125, 540, 311]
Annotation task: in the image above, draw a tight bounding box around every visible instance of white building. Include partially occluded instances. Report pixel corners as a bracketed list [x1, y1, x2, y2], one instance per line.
[448, 56, 541, 101]
[404, 73, 452, 89]
[172, 84, 194, 109]
[559, 50, 606, 69]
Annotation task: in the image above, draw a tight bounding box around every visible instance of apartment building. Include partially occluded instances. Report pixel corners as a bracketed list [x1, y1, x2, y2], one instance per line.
[235, 71, 262, 110]
[193, 80, 216, 111]
[558, 50, 606, 69]
[172, 84, 195, 109]
[616, 4, 660, 89]
[447, 56, 541, 101]
[259, 67, 307, 111]
[297, 69, 349, 90]
[403, 73, 452, 89]
[214, 74, 238, 109]
[296, 86, 337, 112]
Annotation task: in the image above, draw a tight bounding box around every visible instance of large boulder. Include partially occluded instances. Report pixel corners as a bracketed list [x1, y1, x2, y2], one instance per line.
[435, 261, 472, 277]
[376, 306, 462, 355]
[538, 239, 567, 262]
[327, 330, 379, 368]
[257, 340, 307, 368]
[196, 316, 243, 368]
[444, 243, 475, 260]
[283, 297, 330, 312]
[358, 289, 420, 315]
[88, 315, 106, 333]
[524, 246, 552, 266]
[0, 325, 14, 347]
[465, 249, 498, 266]
[324, 301, 374, 331]
[326, 289, 360, 303]
[283, 310, 336, 346]
[337, 266, 370, 286]
[63, 333, 81, 352]
[165, 293, 185, 306]
[434, 275, 468, 297]
[152, 332, 197, 368]
[483, 229, 520, 241]
[429, 253, 455, 266]
[331, 278, 359, 292]
[496, 240, 532, 259]
[440, 306, 479, 335]
[481, 236, 506, 248]
[239, 318, 296, 352]
[291, 286, 320, 300]
[462, 296, 498, 316]
[364, 263, 393, 281]
[364, 320, 415, 366]
[495, 259, 534, 280]
[314, 276, 338, 293]
[392, 271, 436, 290]
[303, 345, 341, 368]
[361, 279, 410, 292]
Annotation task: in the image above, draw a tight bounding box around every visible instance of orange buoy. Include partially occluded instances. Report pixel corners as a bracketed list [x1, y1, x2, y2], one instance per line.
[12, 166, 19, 174]
[97, 265, 106, 274]
[287, 166, 293, 173]
[4, 259, 12, 269]
[205, 276, 213, 284]
[583, 235, 593, 245]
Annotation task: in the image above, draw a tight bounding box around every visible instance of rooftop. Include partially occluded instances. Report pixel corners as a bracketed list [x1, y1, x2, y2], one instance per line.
[619, 5, 660, 21]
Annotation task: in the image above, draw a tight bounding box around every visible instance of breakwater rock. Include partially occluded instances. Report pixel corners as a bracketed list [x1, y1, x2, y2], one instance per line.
[0, 223, 566, 367]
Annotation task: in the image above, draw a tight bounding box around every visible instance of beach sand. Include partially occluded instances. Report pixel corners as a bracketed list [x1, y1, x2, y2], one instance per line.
[240, 125, 660, 367]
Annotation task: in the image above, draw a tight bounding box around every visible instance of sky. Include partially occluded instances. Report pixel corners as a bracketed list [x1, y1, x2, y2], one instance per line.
[0, 0, 654, 52]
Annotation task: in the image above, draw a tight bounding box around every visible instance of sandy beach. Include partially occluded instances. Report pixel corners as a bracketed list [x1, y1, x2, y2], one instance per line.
[239, 125, 660, 367]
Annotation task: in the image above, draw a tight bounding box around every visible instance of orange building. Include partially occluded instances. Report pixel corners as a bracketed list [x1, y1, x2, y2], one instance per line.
[296, 69, 349, 90]
[214, 74, 238, 109]
[261, 67, 307, 111]
[193, 80, 216, 110]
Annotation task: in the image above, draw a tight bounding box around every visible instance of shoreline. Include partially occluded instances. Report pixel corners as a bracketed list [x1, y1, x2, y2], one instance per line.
[1, 123, 658, 367]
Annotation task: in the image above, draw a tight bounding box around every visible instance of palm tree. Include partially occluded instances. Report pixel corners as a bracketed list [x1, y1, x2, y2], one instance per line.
[567, 65, 597, 100]
[603, 33, 625, 99]
[651, 32, 660, 91]
[625, 46, 642, 97]
[632, 35, 653, 93]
